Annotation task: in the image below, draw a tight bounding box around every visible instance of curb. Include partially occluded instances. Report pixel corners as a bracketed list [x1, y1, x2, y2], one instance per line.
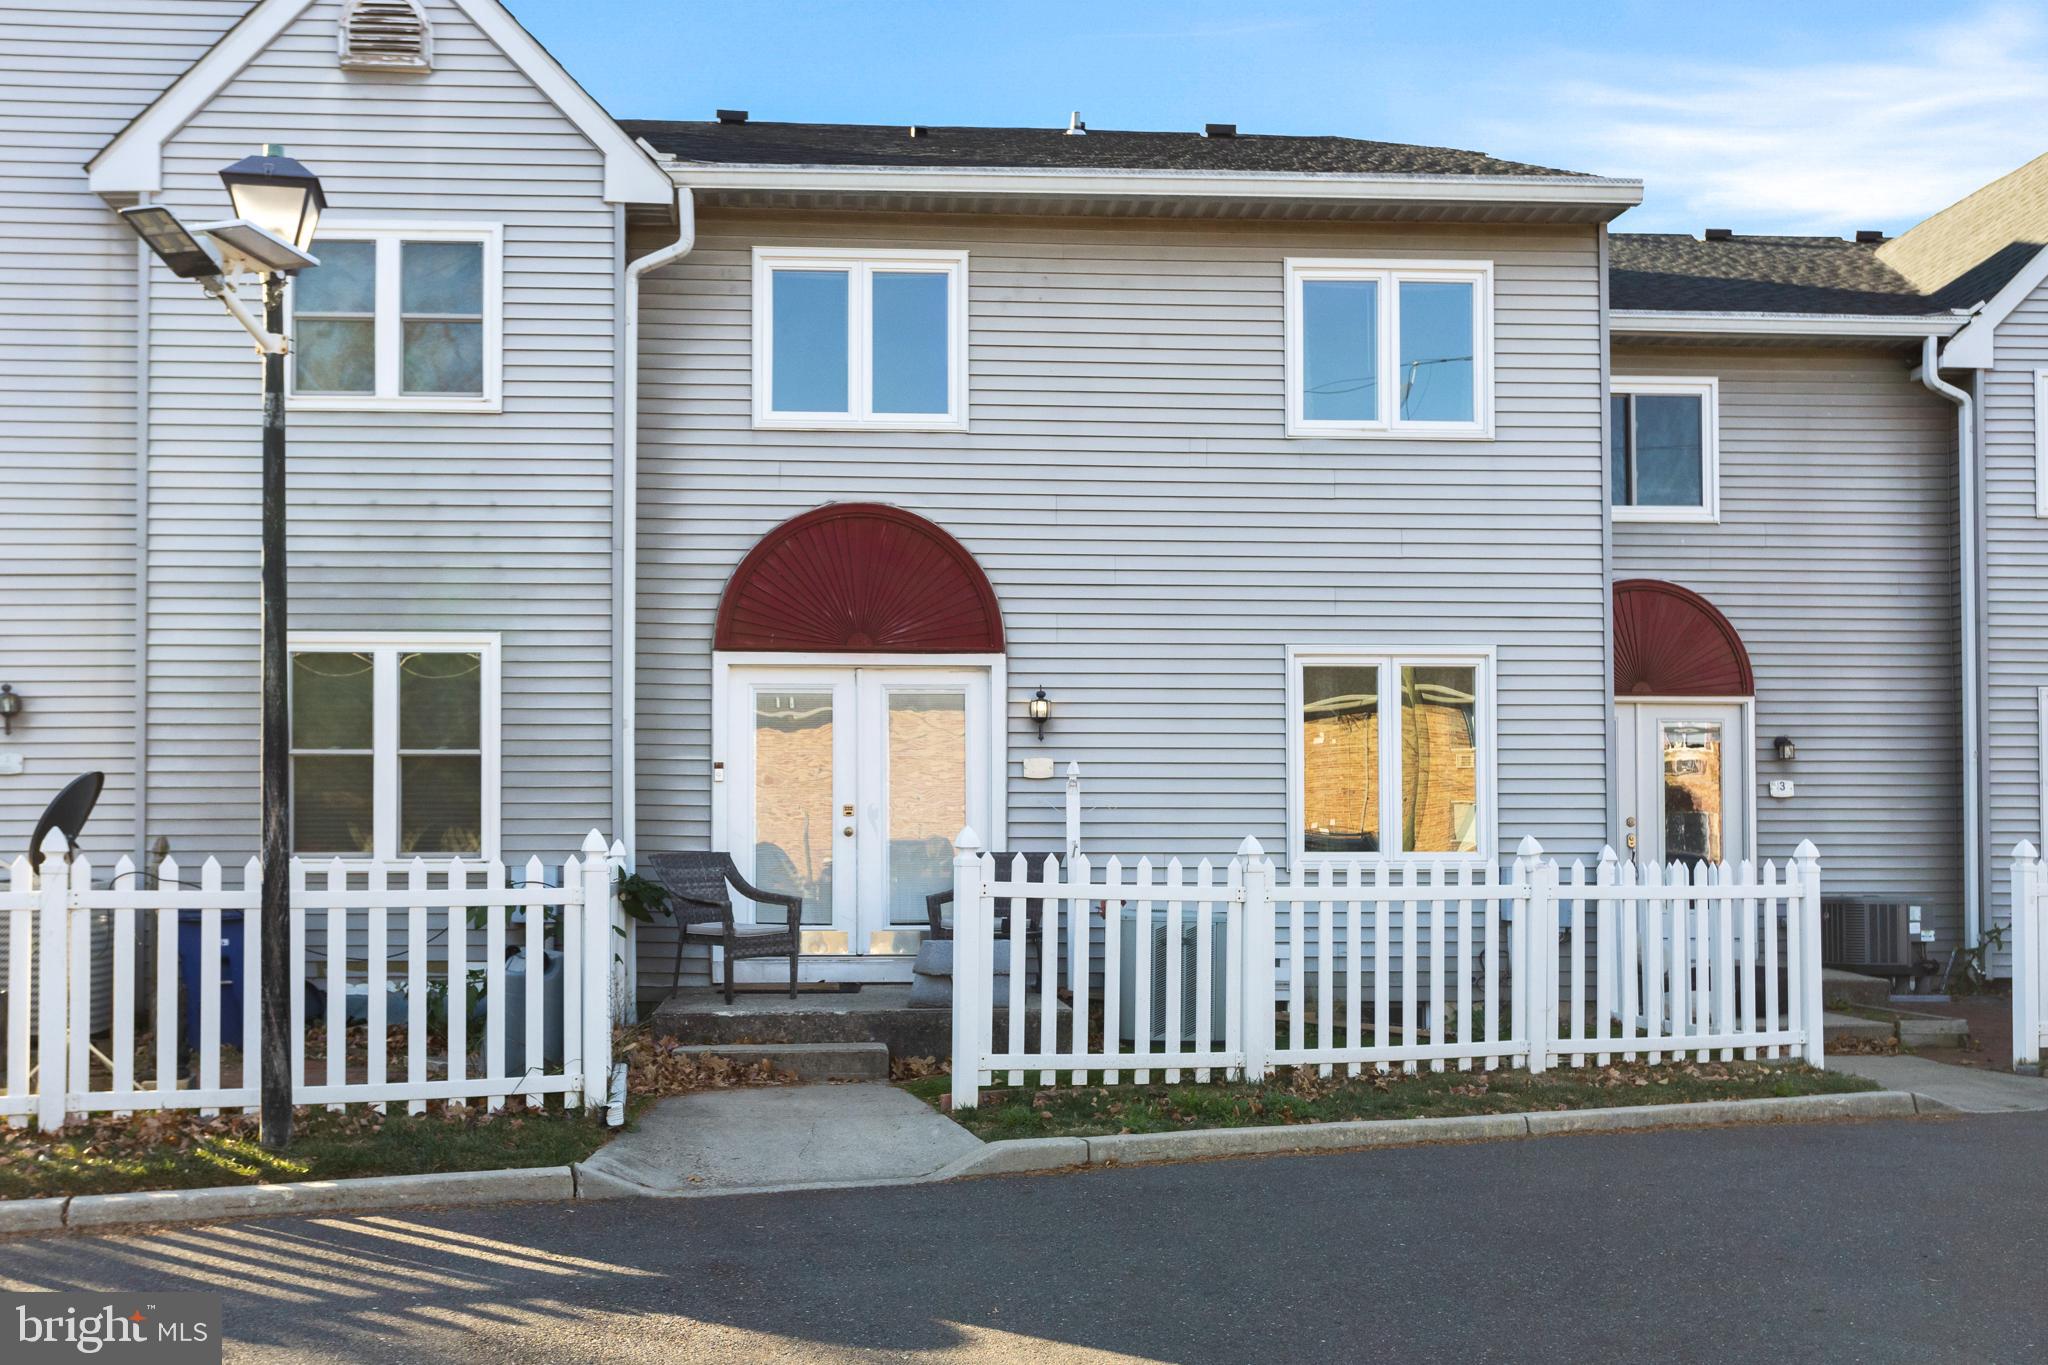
[956, 1090, 1934, 1177]
[7, 1167, 575, 1237]
[0, 1090, 1942, 1232]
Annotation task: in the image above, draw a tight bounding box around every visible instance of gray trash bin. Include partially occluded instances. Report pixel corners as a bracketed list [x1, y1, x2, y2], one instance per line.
[502, 947, 565, 1079]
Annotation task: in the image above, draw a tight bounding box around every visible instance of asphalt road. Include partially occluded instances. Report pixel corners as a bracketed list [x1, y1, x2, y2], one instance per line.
[5, 1113, 2046, 1363]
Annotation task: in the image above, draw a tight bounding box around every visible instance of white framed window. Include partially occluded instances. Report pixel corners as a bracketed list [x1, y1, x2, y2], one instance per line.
[287, 223, 502, 412]
[1285, 646, 1496, 866]
[1284, 258, 1494, 439]
[751, 246, 968, 431]
[1611, 376, 1719, 523]
[288, 634, 501, 861]
[2034, 370, 2048, 518]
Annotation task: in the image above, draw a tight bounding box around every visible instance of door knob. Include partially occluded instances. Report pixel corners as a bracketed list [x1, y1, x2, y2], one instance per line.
[843, 825, 854, 837]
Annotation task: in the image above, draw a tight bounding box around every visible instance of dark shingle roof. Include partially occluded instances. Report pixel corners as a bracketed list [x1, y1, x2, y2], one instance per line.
[621, 119, 1590, 178]
[1609, 233, 1943, 315]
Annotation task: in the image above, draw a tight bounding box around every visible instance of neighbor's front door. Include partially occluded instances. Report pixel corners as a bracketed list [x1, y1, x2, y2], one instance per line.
[725, 666, 991, 966]
[1616, 701, 1750, 869]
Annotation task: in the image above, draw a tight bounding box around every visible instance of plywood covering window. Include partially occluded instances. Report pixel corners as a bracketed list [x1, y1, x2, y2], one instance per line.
[288, 224, 502, 412]
[1288, 648, 1494, 864]
[1284, 258, 1494, 438]
[288, 635, 501, 861]
[752, 247, 968, 431]
[1611, 376, 1719, 522]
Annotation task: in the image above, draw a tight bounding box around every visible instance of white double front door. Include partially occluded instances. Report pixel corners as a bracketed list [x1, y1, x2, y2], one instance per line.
[1615, 700, 1751, 869]
[723, 665, 994, 972]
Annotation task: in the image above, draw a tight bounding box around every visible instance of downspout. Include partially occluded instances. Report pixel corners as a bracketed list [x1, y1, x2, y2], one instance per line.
[1916, 334, 1979, 950]
[133, 195, 152, 860]
[620, 185, 696, 859]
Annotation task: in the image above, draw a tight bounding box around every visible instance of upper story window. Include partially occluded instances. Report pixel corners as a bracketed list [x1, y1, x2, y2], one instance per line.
[1284, 258, 1494, 438]
[1289, 647, 1494, 865]
[290, 636, 500, 862]
[338, 0, 433, 72]
[289, 224, 502, 412]
[1611, 376, 1719, 523]
[752, 247, 968, 431]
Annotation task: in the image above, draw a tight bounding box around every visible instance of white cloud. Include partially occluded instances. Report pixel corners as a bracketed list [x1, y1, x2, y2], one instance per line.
[1491, 4, 2048, 234]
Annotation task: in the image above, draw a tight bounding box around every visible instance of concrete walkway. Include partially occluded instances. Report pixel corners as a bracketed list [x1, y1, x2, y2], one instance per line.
[576, 1083, 982, 1197]
[1830, 1054, 2048, 1113]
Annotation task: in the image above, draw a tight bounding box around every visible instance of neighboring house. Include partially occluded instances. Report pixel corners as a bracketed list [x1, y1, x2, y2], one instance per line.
[2, 0, 2044, 1002]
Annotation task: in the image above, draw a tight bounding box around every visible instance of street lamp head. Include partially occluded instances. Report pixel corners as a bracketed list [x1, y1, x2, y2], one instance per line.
[118, 205, 221, 281]
[218, 145, 325, 253]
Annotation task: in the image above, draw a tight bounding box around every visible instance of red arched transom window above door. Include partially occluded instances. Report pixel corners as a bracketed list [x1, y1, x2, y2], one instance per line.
[1613, 579, 1753, 697]
[713, 503, 1005, 653]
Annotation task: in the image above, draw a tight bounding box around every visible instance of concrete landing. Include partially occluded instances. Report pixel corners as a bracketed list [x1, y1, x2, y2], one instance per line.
[1829, 1054, 2048, 1113]
[649, 983, 1066, 1061]
[576, 1083, 983, 1197]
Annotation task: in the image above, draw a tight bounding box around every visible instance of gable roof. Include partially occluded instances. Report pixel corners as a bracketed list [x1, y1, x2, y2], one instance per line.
[1878, 151, 2048, 303]
[89, 0, 671, 205]
[1608, 233, 1941, 316]
[623, 119, 1591, 179]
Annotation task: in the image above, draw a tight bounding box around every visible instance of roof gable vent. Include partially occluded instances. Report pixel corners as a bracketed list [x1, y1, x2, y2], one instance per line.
[339, 0, 432, 73]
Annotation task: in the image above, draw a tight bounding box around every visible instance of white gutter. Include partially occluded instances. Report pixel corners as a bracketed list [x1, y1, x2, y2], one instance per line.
[660, 160, 1644, 210]
[1915, 335, 1981, 950]
[1611, 309, 1962, 338]
[620, 188, 696, 858]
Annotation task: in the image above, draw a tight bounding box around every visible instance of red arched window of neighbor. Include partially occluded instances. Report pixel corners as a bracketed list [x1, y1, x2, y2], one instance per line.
[714, 503, 1005, 653]
[1613, 579, 1753, 697]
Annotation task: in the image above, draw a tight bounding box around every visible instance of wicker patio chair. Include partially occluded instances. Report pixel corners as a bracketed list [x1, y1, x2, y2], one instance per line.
[925, 851, 1057, 941]
[642, 852, 802, 1004]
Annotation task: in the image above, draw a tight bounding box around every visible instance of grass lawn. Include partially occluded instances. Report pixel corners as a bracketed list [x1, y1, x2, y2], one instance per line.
[0, 1104, 613, 1202]
[905, 1059, 1879, 1142]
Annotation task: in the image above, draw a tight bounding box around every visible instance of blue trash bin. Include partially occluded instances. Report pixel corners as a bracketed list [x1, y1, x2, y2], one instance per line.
[177, 910, 245, 1050]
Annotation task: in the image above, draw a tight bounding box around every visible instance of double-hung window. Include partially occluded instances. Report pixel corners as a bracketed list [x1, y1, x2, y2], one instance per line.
[1289, 648, 1494, 864]
[289, 224, 502, 411]
[289, 635, 500, 861]
[753, 247, 968, 431]
[1284, 258, 1493, 438]
[1611, 376, 1719, 522]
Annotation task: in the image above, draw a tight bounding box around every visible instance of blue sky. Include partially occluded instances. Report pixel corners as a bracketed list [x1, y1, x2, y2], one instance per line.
[505, 1, 2048, 236]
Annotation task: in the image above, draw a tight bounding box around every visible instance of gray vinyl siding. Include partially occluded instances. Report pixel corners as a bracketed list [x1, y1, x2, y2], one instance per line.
[1612, 344, 1963, 948]
[0, 1, 248, 851]
[633, 211, 1612, 995]
[141, 0, 620, 863]
[1981, 277, 2048, 975]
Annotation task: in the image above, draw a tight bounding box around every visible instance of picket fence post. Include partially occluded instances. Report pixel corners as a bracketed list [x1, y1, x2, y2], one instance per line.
[579, 830, 613, 1107]
[1513, 837, 1547, 1073]
[2013, 842, 2040, 1072]
[35, 828, 71, 1130]
[1238, 837, 1271, 1083]
[1795, 840, 1825, 1068]
[950, 827, 985, 1111]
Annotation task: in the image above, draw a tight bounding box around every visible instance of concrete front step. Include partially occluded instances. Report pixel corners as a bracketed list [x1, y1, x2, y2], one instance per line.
[1822, 968, 1896, 1009]
[648, 983, 1069, 1062]
[673, 1041, 892, 1082]
[1823, 1010, 1970, 1049]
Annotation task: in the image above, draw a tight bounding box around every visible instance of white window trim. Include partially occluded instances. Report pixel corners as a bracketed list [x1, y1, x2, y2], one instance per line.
[288, 632, 502, 864]
[286, 222, 504, 413]
[1283, 257, 1495, 440]
[2034, 370, 2048, 518]
[751, 246, 970, 432]
[1284, 644, 1498, 869]
[1611, 375, 1720, 524]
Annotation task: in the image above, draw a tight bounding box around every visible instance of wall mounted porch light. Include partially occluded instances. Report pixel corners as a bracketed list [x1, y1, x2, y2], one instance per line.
[0, 684, 21, 735]
[1028, 687, 1052, 740]
[1773, 736, 1797, 761]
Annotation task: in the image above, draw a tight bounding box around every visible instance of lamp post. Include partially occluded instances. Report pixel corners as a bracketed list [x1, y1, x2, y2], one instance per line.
[120, 146, 323, 1150]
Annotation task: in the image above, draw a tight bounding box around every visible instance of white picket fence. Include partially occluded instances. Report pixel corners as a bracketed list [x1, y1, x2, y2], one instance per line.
[2011, 842, 2048, 1069]
[948, 830, 1825, 1108]
[1, 829, 622, 1130]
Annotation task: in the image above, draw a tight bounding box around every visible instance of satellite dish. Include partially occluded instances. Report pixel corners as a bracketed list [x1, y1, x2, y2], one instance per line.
[28, 771, 103, 872]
